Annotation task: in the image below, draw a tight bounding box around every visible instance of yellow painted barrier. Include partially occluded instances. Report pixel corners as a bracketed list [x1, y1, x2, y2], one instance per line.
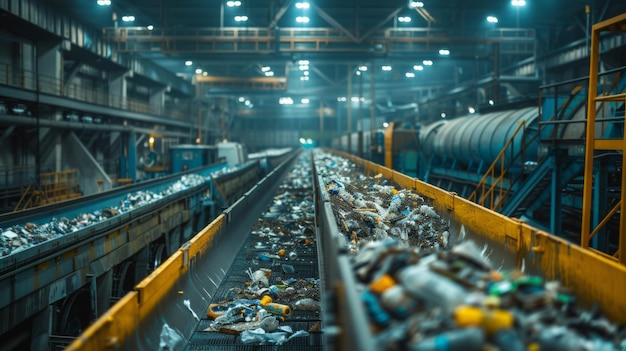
[136, 250, 186, 321]
[188, 214, 224, 258]
[65, 292, 139, 351]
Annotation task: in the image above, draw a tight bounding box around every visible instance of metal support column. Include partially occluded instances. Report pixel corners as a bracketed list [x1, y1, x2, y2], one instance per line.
[550, 153, 562, 236]
[580, 13, 626, 263]
[347, 64, 352, 154]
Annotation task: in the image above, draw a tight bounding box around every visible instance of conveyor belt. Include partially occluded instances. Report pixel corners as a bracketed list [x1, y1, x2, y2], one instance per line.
[184, 152, 323, 351]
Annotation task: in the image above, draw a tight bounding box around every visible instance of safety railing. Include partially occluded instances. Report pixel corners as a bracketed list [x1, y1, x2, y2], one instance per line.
[467, 120, 527, 211]
[581, 14, 626, 264]
[0, 63, 170, 117]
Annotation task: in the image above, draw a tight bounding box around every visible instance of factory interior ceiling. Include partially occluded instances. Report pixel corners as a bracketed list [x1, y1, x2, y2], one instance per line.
[37, 0, 626, 122]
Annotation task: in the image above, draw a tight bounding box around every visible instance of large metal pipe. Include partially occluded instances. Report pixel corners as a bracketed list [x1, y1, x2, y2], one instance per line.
[429, 107, 538, 166]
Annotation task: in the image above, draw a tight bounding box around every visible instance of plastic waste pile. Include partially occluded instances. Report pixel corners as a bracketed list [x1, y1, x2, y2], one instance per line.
[314, 151, 626, 351]
[1, 174, 207, 257]
[315, 152, 449, 253]
[353, 238, 626, 351]
[201, 151, 320, 345]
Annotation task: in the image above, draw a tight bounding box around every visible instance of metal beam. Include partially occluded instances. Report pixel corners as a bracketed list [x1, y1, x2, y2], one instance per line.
[311, 4, 358, 42]
[357, 6, 404, 43]
[268, 0, 293, 29]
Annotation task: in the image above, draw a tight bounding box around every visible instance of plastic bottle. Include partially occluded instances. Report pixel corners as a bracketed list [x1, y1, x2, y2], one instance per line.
[398, 264, 465, 313]
[491, 329, 525, 351]
[409, 327, 485, 351]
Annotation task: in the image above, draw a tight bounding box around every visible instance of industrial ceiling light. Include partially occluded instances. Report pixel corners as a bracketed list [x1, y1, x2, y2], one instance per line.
[226, 1, 242, 7]
[238, 97, 246, 102]
[234, 15, 248, 22]
[279, 97, 294, 105]
[299, 65, 309, 70]
[511, 0, 526, 6]
[408, 1, 424, 8]
[405, 72, 415, 78]
[398, 16, 412, 23]
[413, 65, 424, 71]
[423, 60, 433, 65]
[382, 65, 392, 71]
[97, 0, 111, 6]
[147, 25, 154, 30]
[185, 60, 193, 66]
[121, 15, 135, 22]
[261, 66, 271, 72]
[295, 2, 310, 9]
[296, 16, 310, 23]
[468, 107, 476, 113]
[303, 71, 309, 76]
[487, 16, 499, 23]
[298, 60, 309, 65]
[301, 98, 310, 104]
[195, 68, 202, 74]
[264, 71, 274, 76]
[337, 97, 347, 102]
[441, 112, 446, 118]
[358, 65, 368, 71]
[438, 49, 450, 55]
[489, 99, 495, 105]
[383, 122, 389, 128]
[300, 76, 309, 81]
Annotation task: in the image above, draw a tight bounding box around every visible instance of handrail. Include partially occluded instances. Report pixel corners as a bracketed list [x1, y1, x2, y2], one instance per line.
[0, 63, 187, 120]
[467, 120, 527, 211]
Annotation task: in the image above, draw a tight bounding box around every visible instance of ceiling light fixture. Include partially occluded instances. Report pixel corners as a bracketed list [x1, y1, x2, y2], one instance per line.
[279, 97, 294, 105]
[296, 16, 310, 23]
[398, 16, 412, 23]
[423, 60, 433, 66]
[234, 15, 248, 22]
[261, 66, 271, 72]
[147, 25, 154, 30]
[487, 16, 498, 23]
[195, 68, 202, 74]
[405, 72, 415, 78]
[301, 98, 310, 104]
[439, 49, 450, 55]
[408, 1, 424, 8]
[382, 65, 392, 71]
[97, 0, 111, 6]
[298, 60, 309, 65]
[226, 1, 242, 7]
[511, 0, 526, 6]
[413, 65, 424, 71]
[295, 2, 310, 9]
[185, 60, 193, 66]
[121, 15, 135, 22]
[358, 65, 368, 71]
[264, 71, 274, 77]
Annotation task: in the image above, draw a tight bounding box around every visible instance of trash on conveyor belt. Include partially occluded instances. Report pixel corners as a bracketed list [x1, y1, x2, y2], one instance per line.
[314, 150, 626, 351]
[187, 151, 322, 349]
[1, 174, 208, 257]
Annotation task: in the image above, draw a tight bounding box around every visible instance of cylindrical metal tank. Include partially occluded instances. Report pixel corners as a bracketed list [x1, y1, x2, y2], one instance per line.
[418, 120, 446, 156]
[428, 107, 539, 166]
